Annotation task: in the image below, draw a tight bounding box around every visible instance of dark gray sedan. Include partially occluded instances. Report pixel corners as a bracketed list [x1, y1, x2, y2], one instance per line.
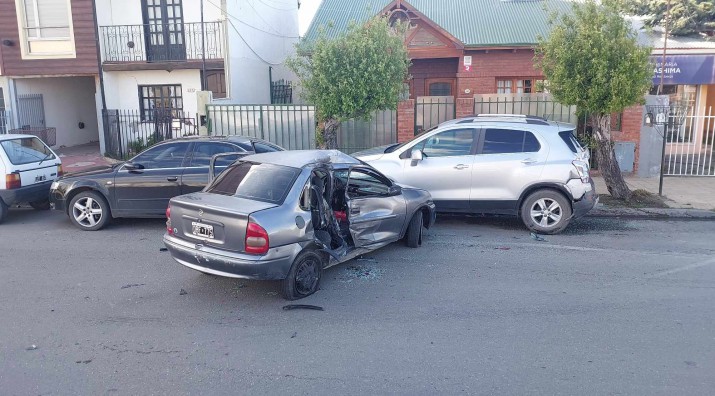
[163, 150, 436, 300]
[49, 136, 284, 230]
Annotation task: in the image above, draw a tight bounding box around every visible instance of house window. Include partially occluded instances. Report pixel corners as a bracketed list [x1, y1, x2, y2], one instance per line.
[498, 78, 545, 94]
[139, 85, 183, 120]
[22, 0, 71, 39]
[426, 79, 455, 97]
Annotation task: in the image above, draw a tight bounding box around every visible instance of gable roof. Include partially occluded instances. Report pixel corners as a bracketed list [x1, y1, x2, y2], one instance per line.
[304, 0, 574, 48]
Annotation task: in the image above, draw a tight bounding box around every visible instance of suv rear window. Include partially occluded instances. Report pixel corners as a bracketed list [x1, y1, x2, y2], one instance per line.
[559, 130, 583, 153]
[0, 137, 54, 165]
[206, 161, 300, 204]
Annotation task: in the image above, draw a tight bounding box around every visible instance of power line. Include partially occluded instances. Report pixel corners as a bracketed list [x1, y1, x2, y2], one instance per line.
[254, 0, 296, 11]
[205, 0, 300, 39]
[245, 0, 284, 36]
[225, 17, 285, 65]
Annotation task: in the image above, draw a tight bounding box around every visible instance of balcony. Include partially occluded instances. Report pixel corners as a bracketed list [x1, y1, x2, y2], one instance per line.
[99, 22, 224, 71]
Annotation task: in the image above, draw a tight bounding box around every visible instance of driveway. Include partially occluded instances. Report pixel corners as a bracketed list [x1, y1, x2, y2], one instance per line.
[1, 210, 714, 394]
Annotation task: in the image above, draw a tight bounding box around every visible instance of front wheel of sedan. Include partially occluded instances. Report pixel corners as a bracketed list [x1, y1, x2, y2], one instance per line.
[281, 250, 323, 300]
[520, 190, 572, 235]
[405, 212, 424, 248]
[68, 191, 111, 231]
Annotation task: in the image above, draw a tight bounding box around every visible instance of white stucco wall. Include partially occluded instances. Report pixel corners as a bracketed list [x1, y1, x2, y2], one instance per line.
[103, 70, 202, 115]
[222, 0, 299, 104]
[14, 77, 99, 148]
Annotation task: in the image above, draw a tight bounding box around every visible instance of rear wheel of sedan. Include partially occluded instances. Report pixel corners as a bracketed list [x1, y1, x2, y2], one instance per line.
[520, 189, 572, 235]
[0, 199, 7, 224]
[405, 212, 423, 248]
[68, 191, 111, 231]
[29, 199, 51, 210]
[281, 250, 323, 300]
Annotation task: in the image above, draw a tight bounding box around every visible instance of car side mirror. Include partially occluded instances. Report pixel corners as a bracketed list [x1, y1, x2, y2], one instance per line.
[124, 162, 144, 172]
[387, 185, 402, 196]
[410, 149, 423, 166]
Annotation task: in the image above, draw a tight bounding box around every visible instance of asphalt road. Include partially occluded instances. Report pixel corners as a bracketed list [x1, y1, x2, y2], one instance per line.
[1, 207, 714, 395]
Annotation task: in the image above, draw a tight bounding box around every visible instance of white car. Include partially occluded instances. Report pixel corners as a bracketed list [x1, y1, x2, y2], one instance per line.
[355, 115, 597, 234]
[0, 134, 63, 224]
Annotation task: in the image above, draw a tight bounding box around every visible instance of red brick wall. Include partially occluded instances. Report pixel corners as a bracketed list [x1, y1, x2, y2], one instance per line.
[409, 58, 459, 97]
[455, 49, 542, 97]
[456, 98, 475, 118]
[612, 105, 644, 172]
[397, 100, 415, 143]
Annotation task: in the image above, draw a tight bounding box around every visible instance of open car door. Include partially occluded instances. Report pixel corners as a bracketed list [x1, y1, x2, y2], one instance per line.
[344, 166, 407, 249]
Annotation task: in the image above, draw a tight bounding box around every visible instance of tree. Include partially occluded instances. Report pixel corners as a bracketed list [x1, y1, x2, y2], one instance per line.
[287, 17, 410, 149]
[535, 0, 653, 199]
[627, 0, 715, 36]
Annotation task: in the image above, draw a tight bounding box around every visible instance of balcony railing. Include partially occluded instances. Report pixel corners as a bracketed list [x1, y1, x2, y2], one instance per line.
[100, 21, 224, 63]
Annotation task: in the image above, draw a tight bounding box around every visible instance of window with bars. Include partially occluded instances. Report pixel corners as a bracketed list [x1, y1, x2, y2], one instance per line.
[497, 78, 545, 94]
[138, 85, 183, 121]
[21, 0, 71, 39]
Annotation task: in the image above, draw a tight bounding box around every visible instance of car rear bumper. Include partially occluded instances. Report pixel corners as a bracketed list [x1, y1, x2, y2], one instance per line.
[572, 179, 598, 219]
[0, 181, 52, 205]
[163, 234, 297, 280]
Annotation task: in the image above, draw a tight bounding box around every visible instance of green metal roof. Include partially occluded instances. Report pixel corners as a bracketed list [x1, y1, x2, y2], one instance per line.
[304, 0, 575, 47]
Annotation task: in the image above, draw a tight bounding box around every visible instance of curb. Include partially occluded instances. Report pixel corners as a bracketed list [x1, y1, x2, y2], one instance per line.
[587, 205, 715, 220]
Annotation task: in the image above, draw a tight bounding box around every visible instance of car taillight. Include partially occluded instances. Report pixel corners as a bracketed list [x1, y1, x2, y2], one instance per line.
[245, 222, 269, 255]
[57, 164, 64, 177]
[5, 173, 21, 190]
[572, 160, 590, 183]
[166, 204, 173, 235]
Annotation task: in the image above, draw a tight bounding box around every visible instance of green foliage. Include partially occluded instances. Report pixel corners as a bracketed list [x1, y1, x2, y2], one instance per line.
[128, 135, 159, 158]
[627, 0, 715, 36]
[287, 16, 410, 123]
[535, 0, 653, 116]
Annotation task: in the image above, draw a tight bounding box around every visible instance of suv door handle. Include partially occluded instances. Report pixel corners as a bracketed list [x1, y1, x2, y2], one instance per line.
[167, 176, 179, 182]
[521, 158, 538, 164]
[454, 164, 470, 170]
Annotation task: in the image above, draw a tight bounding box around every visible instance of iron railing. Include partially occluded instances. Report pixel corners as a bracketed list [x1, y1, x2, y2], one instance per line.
[0, 110, 11, 134]
[664, 105, 715, 177]
[103, 109, 198, 159]
[100, 21, 224, 63]
[474, 94, 578, 124]
[207, 104, 317, 150]
[270, 79, 293, 104]
[415, 96, 455, 135]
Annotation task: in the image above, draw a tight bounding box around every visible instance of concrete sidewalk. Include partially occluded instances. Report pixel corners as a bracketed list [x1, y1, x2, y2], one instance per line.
[55, 142, 112, 173]
[593, 175, 715, 210]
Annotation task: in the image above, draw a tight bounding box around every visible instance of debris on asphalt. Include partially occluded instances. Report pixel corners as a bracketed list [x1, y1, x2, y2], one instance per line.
[75, 359, 92, 364]
[179, 289, 188, 295]
[356, 257, 377, 263]
[530, 232, 547, 242]
[339, 264, 385, 283]
[120, 283, 145, 289]
[26, 345, 38, 351]
[291, 332, 297, 338]
[495, 247, 511, 251]
[159, 248, 168, 252]
[282, 304, 324, 311]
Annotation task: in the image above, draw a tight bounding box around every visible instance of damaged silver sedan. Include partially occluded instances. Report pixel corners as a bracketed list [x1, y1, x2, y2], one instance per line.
[163, 150, 436, 300]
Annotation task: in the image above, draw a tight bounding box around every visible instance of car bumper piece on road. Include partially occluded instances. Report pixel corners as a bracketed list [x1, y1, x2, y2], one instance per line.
[163, 234, 296, 280]
[0, 181, 53, 206]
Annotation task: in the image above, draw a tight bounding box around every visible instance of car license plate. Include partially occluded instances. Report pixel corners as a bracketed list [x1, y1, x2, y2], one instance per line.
[191, 222, 214, 239]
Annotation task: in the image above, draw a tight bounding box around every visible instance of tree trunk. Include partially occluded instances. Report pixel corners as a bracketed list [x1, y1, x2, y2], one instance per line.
[591, 114, 631, 200]
[321, 118, 340, 149]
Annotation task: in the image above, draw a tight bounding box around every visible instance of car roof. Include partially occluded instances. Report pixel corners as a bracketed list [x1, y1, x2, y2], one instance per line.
[440, 115, 576, 131]
[164, 135, 255, 144]
[241, 150, 361, 168]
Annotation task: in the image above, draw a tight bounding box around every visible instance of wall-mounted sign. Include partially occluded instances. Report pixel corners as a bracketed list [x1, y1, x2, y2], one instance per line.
[463, 55, 472, 72]
[651, 55, 715, 85]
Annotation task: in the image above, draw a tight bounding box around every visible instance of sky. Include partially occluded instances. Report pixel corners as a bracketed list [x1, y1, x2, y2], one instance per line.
[298, 0, 322, 35]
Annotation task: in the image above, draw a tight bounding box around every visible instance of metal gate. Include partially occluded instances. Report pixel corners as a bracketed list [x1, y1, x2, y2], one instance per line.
[474, 94, 578, 123]
[664, 105, 715, 176]
[17, 94, 46, 128]
[415, 96, 455, 135]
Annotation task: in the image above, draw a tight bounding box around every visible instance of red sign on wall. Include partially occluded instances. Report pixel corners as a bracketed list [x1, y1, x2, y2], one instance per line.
[463, 56, 473, 73]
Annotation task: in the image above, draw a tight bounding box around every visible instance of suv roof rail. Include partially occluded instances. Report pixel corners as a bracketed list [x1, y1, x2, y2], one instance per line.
[456, 114, 550, 126]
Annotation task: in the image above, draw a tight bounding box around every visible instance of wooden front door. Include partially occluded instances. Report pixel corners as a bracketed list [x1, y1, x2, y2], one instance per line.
[142, 0, 186, 62]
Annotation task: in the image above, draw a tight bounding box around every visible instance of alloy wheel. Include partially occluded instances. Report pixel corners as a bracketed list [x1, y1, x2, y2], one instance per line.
[529, 198, 562, 228]
[294, 258, 319, 295]
[72, 197, 104, 228]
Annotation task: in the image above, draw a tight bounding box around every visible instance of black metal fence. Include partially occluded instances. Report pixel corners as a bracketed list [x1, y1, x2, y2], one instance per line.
[337, 110, 397, 153]
[100, 21, 224, 63]
[0, 110, 10, 134]
[415, 96, 455, 135]
[270, 79, 293, 104]
[103, 109, 198, 159]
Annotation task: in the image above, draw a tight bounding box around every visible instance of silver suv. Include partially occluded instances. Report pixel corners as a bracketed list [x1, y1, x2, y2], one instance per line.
[355, 115, 597, 234]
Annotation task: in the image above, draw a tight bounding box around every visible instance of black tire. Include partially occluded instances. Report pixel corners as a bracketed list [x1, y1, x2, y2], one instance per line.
[68, 191, 111, 231]
[29, 199, 51, 210]
[281, 250, 323, 300]
[520, 189, 572, 235]
[0, 199, 8, 225]
[405, 211, 424, 248]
